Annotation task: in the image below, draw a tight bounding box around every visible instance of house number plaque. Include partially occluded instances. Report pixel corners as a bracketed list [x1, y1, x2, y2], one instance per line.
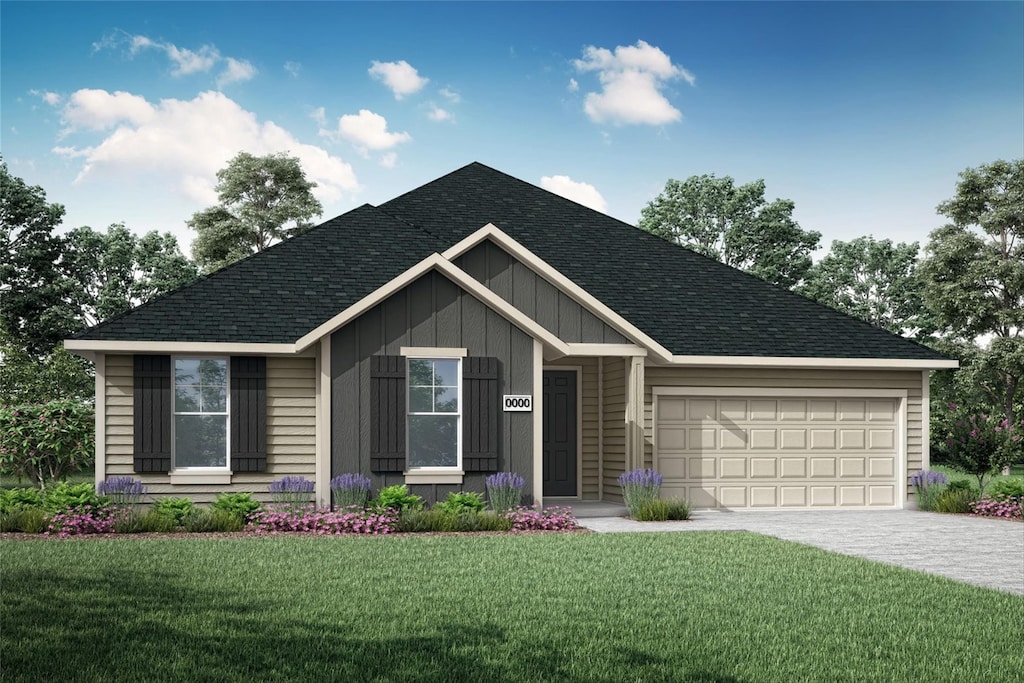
[502, 395, 533, 412]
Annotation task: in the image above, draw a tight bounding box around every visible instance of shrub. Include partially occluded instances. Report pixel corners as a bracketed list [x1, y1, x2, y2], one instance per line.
[0, 507, 48, 533]
[43, 482, 109, 513]
[506, 506, 579, 532]
[97, 476, 147, 507]
[0, 400, 95, 489]
[910, 470, 949, 512]
[138, 509, 177, 533]
[485, 472, 526, 514]
[619, 468, 663, 518]
[969, 497, 1023, 521]
[269, 476, 315, 508]
[211, 492, 262, 522]
[635, 498, 691, 521]
[435, 491, 486, 514]
[330, 473, 372, 509]
[935, 488, 975, 514]
[154, 497, 195, 526]
[987, 478, 1024, 501]
[373, 484, 423, 511]
[46, 506, 117, 537]
[247, 505, 397, 535]
[0, 487, 43, 513]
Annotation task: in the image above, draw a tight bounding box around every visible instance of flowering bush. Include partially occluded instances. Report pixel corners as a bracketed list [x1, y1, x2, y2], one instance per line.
[330, 473, 372, 508]
[910, 470, 948, 511]
[618, 468, 663, 518]
[97, 476, 147, 507]
[0, 400, 95, 489]
[506, 506, 578, 532]
[248, 504, 398, 535]
[45, 505, 117, 537]
[269, 476, 315, 507]
[969, 497, 1023, 521]
[943, 407, 1020, 493]
[486, 472, 526, 514]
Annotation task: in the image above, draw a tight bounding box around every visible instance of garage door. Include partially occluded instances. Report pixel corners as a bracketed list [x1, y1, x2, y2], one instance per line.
[654, 394, 900, 508]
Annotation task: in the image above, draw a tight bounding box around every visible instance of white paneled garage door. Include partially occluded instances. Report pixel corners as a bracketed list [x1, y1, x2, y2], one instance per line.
[654, 391, 902, 509]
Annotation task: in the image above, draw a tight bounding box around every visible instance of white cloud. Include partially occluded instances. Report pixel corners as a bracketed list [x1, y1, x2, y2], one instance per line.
[368, 60, 429, 100]
[217, 57, 258, 87]
[96, 31, 255, 88]
[53, 89, 358, 204]
[439, 87, 461, 103]
[540, 175, 608, 213]
[573, 40, 694, 126]
[567, 78, 579, 93]
[331, 109, 411, 154]
[62, 89, 155, 131]
[30, 89, 63, 106]
[379, 152, 397, 169]
[427, 105, 453, 122]
[310, 106, 327, 128]
[284, 61, 301, 77]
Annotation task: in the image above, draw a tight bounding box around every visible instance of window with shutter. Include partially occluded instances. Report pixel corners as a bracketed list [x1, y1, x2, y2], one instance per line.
[462, 357, 499, 472]
[370, 355, 406, 472]
[230, 356, 267, 472]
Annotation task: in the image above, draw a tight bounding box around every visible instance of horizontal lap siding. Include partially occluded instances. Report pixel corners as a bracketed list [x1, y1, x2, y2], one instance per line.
[602, 358, 626, 502]
[643, 367, 924, 502]
[103, 354, 315, 503]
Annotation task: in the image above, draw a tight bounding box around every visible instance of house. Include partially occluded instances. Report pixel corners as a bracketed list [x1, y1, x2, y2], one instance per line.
[65, 162, 957, 509]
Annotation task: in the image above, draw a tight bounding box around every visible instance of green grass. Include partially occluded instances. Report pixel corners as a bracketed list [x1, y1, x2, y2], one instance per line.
[3, 534, 1022, 683]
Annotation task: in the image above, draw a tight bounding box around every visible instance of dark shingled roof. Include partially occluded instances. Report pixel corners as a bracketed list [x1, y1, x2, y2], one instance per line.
[76, 162, 948, 361]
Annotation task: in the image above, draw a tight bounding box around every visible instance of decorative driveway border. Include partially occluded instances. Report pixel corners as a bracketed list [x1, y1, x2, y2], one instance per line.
[579, 509, 1024, 595]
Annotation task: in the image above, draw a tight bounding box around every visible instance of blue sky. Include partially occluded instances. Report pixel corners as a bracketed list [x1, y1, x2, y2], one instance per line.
[2, 1, 1022, 258]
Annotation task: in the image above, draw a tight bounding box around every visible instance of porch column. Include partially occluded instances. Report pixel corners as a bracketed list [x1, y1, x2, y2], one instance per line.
[625, 355, 645, 471]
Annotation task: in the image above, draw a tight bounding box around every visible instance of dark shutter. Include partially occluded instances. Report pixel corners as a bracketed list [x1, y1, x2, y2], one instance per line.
[463, 357, 499, 472]
[230, 356, 267, 472]
[370, 355, 406, 472]
[133, 355, 172, 473]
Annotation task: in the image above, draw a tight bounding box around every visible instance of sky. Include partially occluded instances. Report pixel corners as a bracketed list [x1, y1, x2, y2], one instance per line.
[2, 1, 1022, 259]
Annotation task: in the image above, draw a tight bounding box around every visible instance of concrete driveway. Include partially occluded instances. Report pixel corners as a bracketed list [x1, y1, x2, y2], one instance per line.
[580, 509, 1024, 595]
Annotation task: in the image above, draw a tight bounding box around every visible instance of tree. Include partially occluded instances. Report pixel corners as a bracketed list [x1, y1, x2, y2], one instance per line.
[0, 158, 78, 357]
[0, 400, 95, 489]
[64, 223, 198, 327]
[638, 174, 821, 289]
[189, 152, 323, 273]
[921, 159, 1023, 427]
[799, 236, 933, 338]
[0, 341, 93, 406]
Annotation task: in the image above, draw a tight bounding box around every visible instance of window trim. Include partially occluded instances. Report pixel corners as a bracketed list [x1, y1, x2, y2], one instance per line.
[171, 355, 231, 472]
[405, 355, 462, 471]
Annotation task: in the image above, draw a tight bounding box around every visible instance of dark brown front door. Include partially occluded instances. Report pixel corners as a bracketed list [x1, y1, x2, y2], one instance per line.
[543, 370, 577, 497]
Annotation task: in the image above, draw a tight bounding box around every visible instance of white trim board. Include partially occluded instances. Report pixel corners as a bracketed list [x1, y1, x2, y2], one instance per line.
[65, 340, 304, 356]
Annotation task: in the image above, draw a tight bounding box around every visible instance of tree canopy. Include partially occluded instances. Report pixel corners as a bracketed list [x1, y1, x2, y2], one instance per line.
[189, 152, 323, 273]
[799, 236, 932, 338]
[638, 174, 821, 289]
[921, 159, 1023, 426]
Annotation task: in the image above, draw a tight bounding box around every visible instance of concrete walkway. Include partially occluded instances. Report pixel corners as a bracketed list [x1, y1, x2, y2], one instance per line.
[578, 509, 1024, 595]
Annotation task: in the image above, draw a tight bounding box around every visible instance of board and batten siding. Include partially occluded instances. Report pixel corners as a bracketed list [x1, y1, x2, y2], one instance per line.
[330, 269, 535, 504]
[545, 357, 600, 499]
[602, 357, 627, 502]
[455, 239, 628, 344]
[643, 367, 924, 501]
[103, 354, 316, 503]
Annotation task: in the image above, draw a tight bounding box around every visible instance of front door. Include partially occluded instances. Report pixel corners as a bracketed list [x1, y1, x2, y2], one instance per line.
[543, 370, 578, 497]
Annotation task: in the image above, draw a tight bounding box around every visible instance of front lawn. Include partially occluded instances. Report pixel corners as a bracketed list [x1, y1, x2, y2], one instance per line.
[3, 533, 1022, 682]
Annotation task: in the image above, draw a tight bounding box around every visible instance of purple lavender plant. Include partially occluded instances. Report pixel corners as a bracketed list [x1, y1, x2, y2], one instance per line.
[97, 476, 147, 507]
[330, 473, 372, 508]
[910, 470, 948, 512]
[269, 476, 315, 508]
[486, 471, 526, 514]
[618, 468, 663, 518]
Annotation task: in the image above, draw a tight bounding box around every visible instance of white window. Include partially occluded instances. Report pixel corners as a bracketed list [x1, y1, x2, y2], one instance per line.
[407, 358, 460, 469]
[173, 358, 229, 469]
